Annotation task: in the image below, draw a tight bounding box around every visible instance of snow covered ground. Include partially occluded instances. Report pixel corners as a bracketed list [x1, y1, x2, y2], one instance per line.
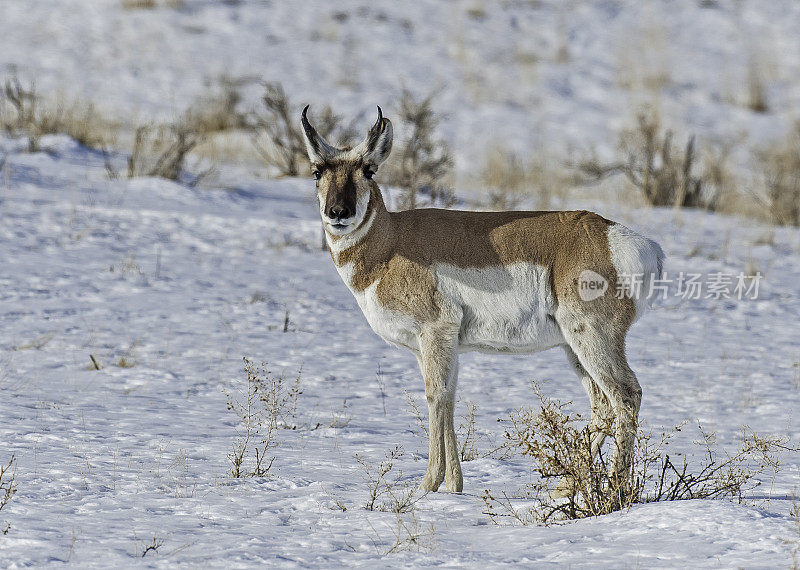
[1, 132, 798, 567]
[1, 0, 800, 567]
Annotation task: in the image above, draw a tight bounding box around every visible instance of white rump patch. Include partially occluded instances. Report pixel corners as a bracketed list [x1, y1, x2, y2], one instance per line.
[607, 223, 665, 321]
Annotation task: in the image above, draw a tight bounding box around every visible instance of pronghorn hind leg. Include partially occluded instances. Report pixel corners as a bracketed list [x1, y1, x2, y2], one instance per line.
[565, 345, 614, 460]
[557, 311, 641, 479]
[418, 322, 462, 493]
[552, 345, 617, 498]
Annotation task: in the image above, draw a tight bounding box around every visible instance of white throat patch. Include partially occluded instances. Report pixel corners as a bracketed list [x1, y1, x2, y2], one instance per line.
[326, 190, 374, 252]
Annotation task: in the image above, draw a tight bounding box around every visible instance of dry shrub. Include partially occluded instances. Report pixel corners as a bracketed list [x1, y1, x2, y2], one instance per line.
[355, 445, 425, 513]
[578, 108, 716, 209]
[382, 89, 454, 209]
[0, 75, 117, 152]
[225, 358, 303, 478]
[126, 120, 208, 183]
[755, 122, 800, 226]
[121, 0, 184, 9]
[479, 145, 559, 209]
[138, 533, 164, 557]
[790, 496, 800, 569]
[457, 401, 481, 462]
[1, 76, 35, 131]
[252, 82, 351, 177]
[747, 56, 769, 114]
[1, 455, 16, 535]
[482, 384, 795, 525]
[121, 0, 156, 8]
[186, 77, 248, 135]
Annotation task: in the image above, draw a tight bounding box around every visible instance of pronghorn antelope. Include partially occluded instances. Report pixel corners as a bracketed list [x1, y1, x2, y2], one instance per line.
[301, 106, 664, 493]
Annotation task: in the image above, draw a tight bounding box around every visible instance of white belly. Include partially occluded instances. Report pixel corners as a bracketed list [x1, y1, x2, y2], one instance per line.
[337, 260, 563, 355]
[438, 262, 563, 354]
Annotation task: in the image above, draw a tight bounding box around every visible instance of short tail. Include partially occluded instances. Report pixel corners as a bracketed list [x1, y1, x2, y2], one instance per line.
[606, 223, 665, 322]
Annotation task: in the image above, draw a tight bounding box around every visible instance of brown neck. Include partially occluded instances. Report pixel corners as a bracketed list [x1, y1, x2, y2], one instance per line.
[366, 183, 391, 236]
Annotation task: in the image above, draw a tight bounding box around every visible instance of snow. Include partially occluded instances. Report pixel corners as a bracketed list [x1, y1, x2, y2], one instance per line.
[1, 0, 799, 567]
[2, 0, 800, 169]
[1, 131, 798, 566]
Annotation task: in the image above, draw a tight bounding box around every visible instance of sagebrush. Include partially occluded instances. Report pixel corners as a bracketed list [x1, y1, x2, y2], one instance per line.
[126, 120, 208, 183]
[382, 89, 454, 209]
[578, 108, 716, 209]
[252, 82, 352, 177]
[483, 384, 795, 525]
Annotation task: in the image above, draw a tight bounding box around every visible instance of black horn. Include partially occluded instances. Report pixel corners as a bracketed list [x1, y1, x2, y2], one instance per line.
[301, 105, 320, 152]
[362, 106, 386, 151]
[300, 105, 337, 160]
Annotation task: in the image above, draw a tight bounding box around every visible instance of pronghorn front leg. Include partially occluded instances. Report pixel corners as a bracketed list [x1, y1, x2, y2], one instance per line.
[418, 322, 462, 493]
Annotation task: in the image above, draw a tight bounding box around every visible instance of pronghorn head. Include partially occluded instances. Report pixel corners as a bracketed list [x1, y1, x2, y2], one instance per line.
[301, 106, 392, 236]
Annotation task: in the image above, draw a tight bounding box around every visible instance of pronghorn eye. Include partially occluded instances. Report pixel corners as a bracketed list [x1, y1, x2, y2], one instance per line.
[364, 168, 375, 180]
[312, 170, 321, 181]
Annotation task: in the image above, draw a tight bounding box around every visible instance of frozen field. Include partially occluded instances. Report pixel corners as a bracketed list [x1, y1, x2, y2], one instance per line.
[1, 0, 800, 567]
[0, 133, 798, 567]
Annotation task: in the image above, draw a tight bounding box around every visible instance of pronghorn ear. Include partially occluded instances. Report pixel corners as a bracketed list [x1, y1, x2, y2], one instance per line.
[357, 106, 393, 168]
[300, 105, 337, 165]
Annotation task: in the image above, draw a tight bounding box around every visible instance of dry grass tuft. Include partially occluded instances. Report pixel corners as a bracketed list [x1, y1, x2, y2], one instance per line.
[225, 358, 303, 478]
[121, 0, 156, 8]
[479, 145, 562, 209]
[116, 356, 136, 368]
[1, 75, 117, 152]
[375, 510, 436, 555]
[121, 0, 184, 9]
[754, 122, 800, 226]
[747, 57, 769, 114]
